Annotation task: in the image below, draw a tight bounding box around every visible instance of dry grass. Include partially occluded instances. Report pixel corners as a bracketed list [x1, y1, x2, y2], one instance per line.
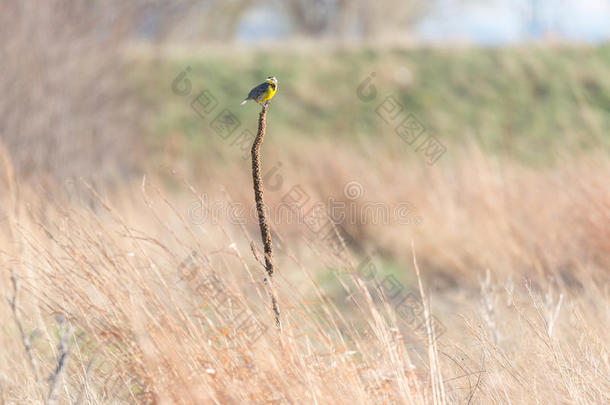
[1, 138, 608, 404]
[2, 4, 608, 404]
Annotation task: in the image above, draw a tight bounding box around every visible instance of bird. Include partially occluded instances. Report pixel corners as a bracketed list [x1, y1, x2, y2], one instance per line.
[241, 76, 278, 105]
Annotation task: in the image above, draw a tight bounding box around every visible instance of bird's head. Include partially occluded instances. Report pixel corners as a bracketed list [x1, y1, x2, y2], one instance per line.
[266, 76, 278, 86]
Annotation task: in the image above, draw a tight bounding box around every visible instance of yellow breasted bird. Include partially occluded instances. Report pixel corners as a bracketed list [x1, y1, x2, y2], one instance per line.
[241, 76, 278, 105]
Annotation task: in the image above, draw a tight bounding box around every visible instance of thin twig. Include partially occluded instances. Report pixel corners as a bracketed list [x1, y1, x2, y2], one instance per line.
[73, 350, 97, 405]
[411, 240, 446, 404]
[46, 315, 73, 405]
[7, 271, 45, 402]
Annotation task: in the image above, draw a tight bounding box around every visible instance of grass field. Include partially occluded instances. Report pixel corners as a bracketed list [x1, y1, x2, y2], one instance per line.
[1, 45, 609, 404]
[144, 44, 610, 165]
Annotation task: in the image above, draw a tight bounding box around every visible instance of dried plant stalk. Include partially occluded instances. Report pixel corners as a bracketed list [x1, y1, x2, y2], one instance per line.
[251, 103, 281, 328]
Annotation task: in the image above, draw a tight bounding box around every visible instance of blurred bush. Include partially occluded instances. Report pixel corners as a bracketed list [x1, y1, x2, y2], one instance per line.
[0, 1, 149, 183]
[0, 0, 433, 184]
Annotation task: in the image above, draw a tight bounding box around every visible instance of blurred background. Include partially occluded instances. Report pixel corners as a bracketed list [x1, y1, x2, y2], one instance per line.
[1, 1, 609, 402]
[2, 0, 609, 281]
[1, 0, 609, 283]
[2, 0, 609, 179]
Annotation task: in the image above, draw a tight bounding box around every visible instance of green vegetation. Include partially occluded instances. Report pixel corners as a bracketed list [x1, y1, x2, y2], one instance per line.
[143, 45, 610, 165]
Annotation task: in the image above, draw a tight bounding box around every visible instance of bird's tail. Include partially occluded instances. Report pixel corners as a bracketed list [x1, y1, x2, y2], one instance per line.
[240, 99, 248, 105]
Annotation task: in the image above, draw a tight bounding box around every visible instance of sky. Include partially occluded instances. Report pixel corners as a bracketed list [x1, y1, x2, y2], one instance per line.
[237, 0, 610, 44]
[417, 0, 610, 44]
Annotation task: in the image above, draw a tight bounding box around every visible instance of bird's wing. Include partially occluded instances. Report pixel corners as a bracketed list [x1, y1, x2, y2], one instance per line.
[247, 82, 270, 99]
